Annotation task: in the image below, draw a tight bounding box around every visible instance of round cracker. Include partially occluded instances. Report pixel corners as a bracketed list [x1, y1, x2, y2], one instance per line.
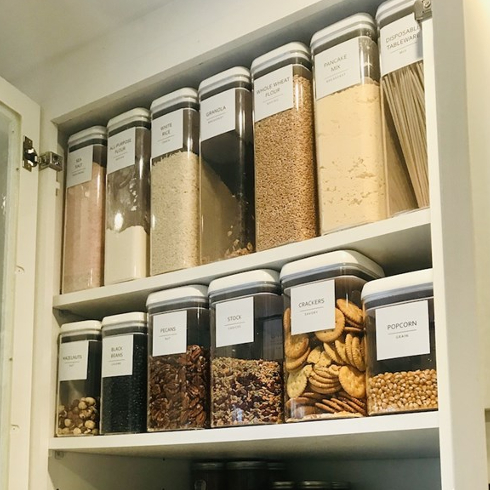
[323, 342, 344, 365]
[335, 338, 349, 364]
[315, 308, 345, 343]
[351, 336, 365, 372]
[287, 368, 308, 398]
[336, 298, 363, 325]
[285, 347, 310, 372]
[285, 332, 309, 359]
[307, 345, 323, 364]
[339, 365, 366, 399]
[283, 307, 291, 333]
[345, 333, 355, 366]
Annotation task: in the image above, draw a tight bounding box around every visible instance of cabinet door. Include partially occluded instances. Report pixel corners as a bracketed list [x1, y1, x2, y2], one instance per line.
[0, 76, 40, 490]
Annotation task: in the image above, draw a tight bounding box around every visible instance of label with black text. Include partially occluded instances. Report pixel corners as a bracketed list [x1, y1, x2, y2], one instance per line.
[152, 109, 184, 158]
[215, 297, 254, 348]
[152, 310, 187, 356]
[67, 146, 93, 188]
[59, 340, 89, 381]
[200, 89, 236, 141]
[102, 334, 134, 378]
[108, 128, 136, 174]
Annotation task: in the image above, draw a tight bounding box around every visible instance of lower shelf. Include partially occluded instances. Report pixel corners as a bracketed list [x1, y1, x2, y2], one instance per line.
[49, 411, 439, 459]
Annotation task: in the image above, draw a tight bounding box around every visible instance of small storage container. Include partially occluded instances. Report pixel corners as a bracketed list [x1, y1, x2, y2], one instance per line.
[146, 285, 210, 431]
[63, 126, 107, 293]
[377, 0, 427, 210]
[191, 462, 226, 490]
[56, 320, 102, 436]
[226, 461, 269, 490]
[105, 108, 151, 285]
[280, 251, 384, 422]
[198, 67, 255, 264]
[150, 88, 200, 275]
[100, 312, 148, 434]
[251, 43, 318, 251]
[311, 14, 388, 234]
[209, 270, 283, 427]
[362, 268, 437, 415]
[297, 482, 332, 490]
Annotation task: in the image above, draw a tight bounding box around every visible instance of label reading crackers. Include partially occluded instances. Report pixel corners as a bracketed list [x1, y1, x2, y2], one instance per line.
[375, 300, 430, 361]
[215, 297, 254, 348]
[290, 280, 336, 335]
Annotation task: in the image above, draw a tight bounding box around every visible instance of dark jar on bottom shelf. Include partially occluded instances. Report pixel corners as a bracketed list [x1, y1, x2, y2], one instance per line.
[191, 462, 226, 490]
[100, 312, 148, 434]
[226, 461, 269, 490]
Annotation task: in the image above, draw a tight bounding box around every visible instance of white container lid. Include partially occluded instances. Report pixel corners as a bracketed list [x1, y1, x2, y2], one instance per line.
[376, 0, 414, 25]
[107, 108, 150, 133]
[310, 13, 376, 52]
[150, 88, 199, 115]
[280, 250, 384, 283]
[147, 285, 208, 308]
[60, 320, 102, 335]
[101, 312, 147, 328]
[198, 66, 250, 98]
[250, 42, 310, 77]
[67, 126, 107, 148]
[208, 269, 280, 297]
[361, 268, 433, 302]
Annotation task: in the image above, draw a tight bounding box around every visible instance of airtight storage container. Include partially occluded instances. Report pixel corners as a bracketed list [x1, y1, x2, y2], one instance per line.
[311, 14, 388, 234]
[150, 89, 200, 275]
[146, 285, 210, 431]
[251, 43, 317, 251]
[56, 321, 102, 436]
[280, 251, 384, 422]
[362, 269, 437, 415]
[209, 270, 283, 427]
[105, 108, 150, 285]
[100, 312, 148, 434]
[198, 67, 255, 264]
[63, 126, 107, 293]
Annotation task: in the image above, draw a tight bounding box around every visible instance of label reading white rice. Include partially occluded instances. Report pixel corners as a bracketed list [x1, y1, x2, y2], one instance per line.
[152, 109, 184, 159]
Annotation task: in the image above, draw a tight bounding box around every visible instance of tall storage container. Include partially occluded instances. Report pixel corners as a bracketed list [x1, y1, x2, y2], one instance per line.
[105, 108, 150, 285]
[150, 88, 201, 275]
[251, 42, 318, 251]
[209, 270, 283, 427]
[198, 67, 255, 264]
[146, 285, 210, 431]
[63, 126, 107, 293]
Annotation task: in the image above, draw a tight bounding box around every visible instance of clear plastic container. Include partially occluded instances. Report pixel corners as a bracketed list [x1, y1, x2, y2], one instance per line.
[251, 42, 318, 251]
[362, 269, 437, 415]
[226, 461, 269, 490]
[311, 14, 388, 234]
[209, 270, 283, 427]
[56, 320, 102, 436]
[100, 312, 148, 434]
[377, 0, 426, 211]
[63, 126, 107, 293]
[146, 285, 210, 431]
[150, 89, 200, 275]
[198, 67, 255, 264]
[280, 251, 384, 422]
[105, 108, 150, 285]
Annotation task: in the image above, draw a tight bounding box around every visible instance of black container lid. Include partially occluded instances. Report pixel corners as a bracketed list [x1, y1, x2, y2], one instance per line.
[330, 484, 351, 489]
[297, 482, 331, 490]
[226, 461, 268, 470]
[192, 461, 226, 471]
[272, 482, 295, 490]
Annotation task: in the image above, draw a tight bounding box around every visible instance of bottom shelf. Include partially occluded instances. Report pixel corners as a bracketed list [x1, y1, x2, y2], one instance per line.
[49, 411, 439, 459]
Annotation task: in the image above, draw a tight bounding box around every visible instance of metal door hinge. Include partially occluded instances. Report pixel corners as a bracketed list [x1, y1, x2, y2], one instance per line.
[23, 136, 38, 171]
[414, 0, 432, 21]
[23, 136, 63, 172]
[39, 151, 63, 172]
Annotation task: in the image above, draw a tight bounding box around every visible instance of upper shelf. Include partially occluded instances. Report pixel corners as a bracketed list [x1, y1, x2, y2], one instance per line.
[53, 208, 431, 319]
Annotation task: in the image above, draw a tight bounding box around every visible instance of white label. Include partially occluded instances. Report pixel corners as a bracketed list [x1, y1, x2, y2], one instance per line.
[376, 300, 430, 361]
[107, 127, 136, 174]
[290, 280, 336, 335]
[215, 297, 254, 348]
[314, 38, 361, 99]
[102, 334, 134, 378]
[151, 109, 184, 159]
[66, 146, 93, 188]
[253, 65, 294, 122]
[152, 311, 187, 356]
[58, 340, 89, 381]
[200, 89, 236, 141]
[380, 14, 423, 76]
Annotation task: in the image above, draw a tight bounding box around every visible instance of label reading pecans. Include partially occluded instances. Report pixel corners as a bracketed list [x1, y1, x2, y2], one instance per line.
[152, 310, 187, 356]
[102, 334, 134, 377]
[59, 340, 89, 381]
[215, 297, 254, 348]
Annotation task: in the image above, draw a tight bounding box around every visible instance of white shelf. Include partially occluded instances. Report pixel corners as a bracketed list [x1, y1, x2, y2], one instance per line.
[53, 208, 431, 319]
[49, 411, 439, 459]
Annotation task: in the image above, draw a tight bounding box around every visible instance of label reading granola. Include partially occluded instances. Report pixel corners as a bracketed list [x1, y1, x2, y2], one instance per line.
[200, 89, 236, 141]
[215, 297, 254, 348]
[291, 280, 336, 335]
[152, 310, 187, 356]
[102, 334, 134, 378]
[59, 340, 89, 381]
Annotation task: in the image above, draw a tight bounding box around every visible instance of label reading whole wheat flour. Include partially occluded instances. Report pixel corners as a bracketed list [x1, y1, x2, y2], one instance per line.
[102, 334, 134, 378]
[107, 127, 136, 174]
[375, 300, 430, 361]
[290, 280, 336, 335]
[314, 38, 362, 99]
[59, 340, 89, 381]
[380, 14, 423, 76]
[66, 146, 93, 188]
[151, 109, 184, 159]
[200, 88, 236, 142]
[215, 296, 254, 348]
[152, 310, 187, 357]
[254, 65, 294, 122]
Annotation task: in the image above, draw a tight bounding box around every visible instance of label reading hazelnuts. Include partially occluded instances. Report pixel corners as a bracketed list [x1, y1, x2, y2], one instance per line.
[290, 280, 336, 335]
[59, 340, 89, 381]
[200, 88, 236, 141]
[375, 300, 430, 361]
[152, 310, 187, 356]
[215, 297, 254, 348]
[102, 334, 134, 378]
